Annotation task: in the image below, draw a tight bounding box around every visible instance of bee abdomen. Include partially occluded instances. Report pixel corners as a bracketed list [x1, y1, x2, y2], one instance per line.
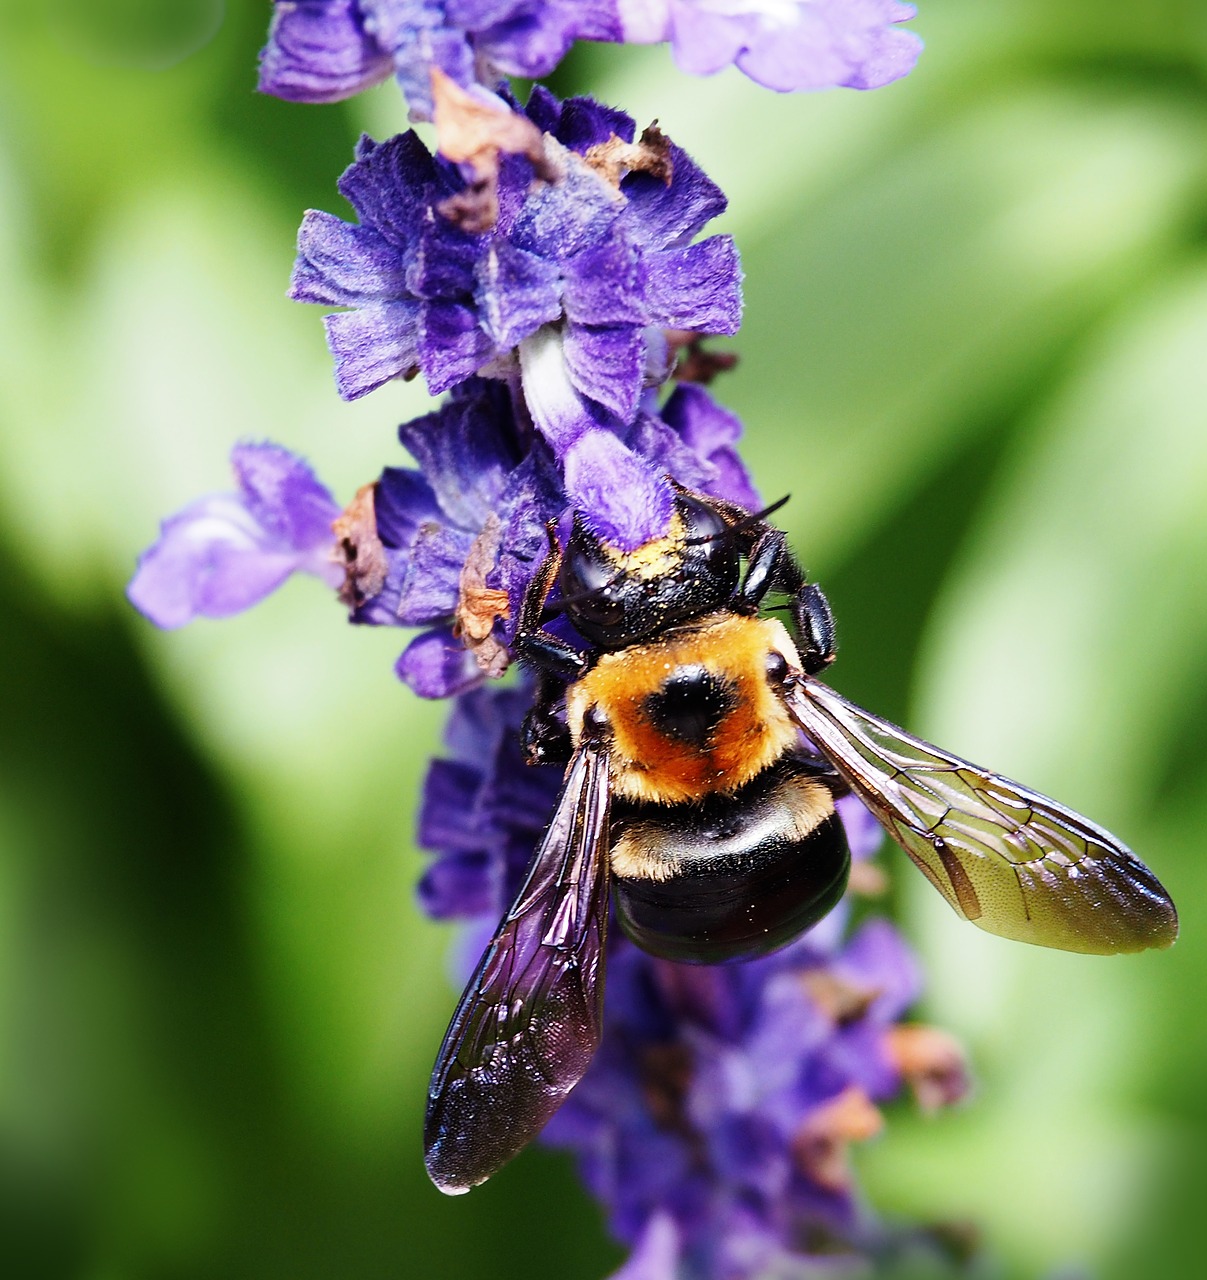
[610, 760, 850, 964]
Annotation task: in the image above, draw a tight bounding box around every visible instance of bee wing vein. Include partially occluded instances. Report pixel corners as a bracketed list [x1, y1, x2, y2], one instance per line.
[424, 742, 611, 1192]
[786, 676, 1177, 955]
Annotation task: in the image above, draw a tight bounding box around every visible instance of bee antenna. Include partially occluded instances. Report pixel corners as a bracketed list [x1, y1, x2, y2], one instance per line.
[541, 574, 625, 619]
[684, 494, 791, 546]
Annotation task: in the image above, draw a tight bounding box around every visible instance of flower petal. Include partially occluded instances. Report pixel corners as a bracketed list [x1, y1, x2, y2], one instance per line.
[562, 231, 645, 328]
[658, 384, 761, 510]
[618, 139, 728, 251]
[475, 241, 565, 349]
[562, 323, 645, 422]
[258, 0, 393, 104]
[394, 625, 482, 697]
[398, 380, 519, 526]
[129, 444, 341, 629]
[397, 523, 474, 623]
[563, 429, 674, 552]
[642, 237, 742, 334]
[420, 299, 497, 394]
[291, 211, 410, 306]
[324, 300, 423, 400]
[232, 441, 342, 550]
[338, 131, 435, 252]
[518, 325, 603, 454]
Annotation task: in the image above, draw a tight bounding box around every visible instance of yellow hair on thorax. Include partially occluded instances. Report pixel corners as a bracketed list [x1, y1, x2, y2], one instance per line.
[567, 614, 802, 805]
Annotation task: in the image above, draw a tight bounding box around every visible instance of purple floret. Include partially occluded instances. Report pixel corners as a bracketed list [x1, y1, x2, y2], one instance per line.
[259, 0, 620, 120]
[330, 380, 561, 696]
[290, 89, 741, 545]
[127, 442, 342, 628]
[616, 0, 923, 93]
[543, 921, 924, 1278]
[416, 682, 562, 920]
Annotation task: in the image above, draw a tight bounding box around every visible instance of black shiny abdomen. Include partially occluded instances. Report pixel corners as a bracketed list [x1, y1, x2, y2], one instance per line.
[610, 760, 850, 964]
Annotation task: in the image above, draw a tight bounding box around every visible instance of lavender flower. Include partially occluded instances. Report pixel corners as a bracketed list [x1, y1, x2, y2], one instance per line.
[259, 0, 621, 120]
[127, 442, 342, 628]
[616, 0, 923, 93]
[289, 88, 740, 544]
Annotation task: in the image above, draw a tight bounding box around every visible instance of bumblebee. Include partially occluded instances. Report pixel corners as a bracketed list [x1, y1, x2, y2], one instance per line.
[424, 488, 1178, 1195]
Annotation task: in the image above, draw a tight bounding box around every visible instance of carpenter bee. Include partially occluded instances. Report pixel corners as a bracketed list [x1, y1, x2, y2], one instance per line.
[424, 488, 1178, 1194]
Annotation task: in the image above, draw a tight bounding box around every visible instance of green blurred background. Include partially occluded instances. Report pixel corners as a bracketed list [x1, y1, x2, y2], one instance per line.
[2, 2, 1206, 1276]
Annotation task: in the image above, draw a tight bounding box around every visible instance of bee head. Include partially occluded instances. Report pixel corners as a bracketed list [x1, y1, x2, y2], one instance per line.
[556, 492, 743, 649]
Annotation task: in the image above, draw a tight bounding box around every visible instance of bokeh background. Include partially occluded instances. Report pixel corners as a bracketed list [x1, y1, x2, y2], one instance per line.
[2, 2, 1206, 1276]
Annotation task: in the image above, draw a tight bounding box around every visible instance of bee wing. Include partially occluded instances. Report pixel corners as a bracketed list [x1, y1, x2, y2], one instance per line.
[424, 740, 612, 1194]
[785, 676, 1177, 955]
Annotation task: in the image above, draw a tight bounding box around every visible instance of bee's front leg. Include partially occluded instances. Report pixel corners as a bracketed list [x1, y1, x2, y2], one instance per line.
[519, 671, 573, 767]
[736, 527, 836, 675]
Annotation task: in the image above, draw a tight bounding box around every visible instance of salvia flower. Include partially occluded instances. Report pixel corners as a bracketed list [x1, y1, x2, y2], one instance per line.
[131, 12, 964, 1276]
[289, 86, 741, 547]
[127, 442, 342, 628]
[258, 1, 922, 119]
[127, 377, 764, 695]
[259, 0, 621, 120]
[616, 0, 923, 93]
[339, 379, 564, 696]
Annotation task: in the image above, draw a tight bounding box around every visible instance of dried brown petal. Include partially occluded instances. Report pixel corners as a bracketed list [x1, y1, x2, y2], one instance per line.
[431, 68, 556, 231]
[884, 1024, 971, 1113]
[847, 861, 889, 897]
[801, 969, 879, 1026]
[332, 482, 388, 610]
[438, 179, 498, 235]
[584, 123, 674, 189]
[455, 513, 511, 677]
[793, 1086, 883, 1193]
[668, 334, 739, 385]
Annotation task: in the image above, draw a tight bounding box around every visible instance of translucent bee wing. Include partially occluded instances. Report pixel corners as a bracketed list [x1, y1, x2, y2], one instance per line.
[785, 676, 1178, 955]
[424, 741, 612, 1193]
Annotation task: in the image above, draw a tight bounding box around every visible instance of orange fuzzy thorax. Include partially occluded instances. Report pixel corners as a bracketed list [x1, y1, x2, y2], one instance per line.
[566, 613, 802, 805]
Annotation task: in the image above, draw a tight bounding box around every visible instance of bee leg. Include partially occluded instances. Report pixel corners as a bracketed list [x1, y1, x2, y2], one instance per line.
[736, 529, 836, 674]
[794, 583, 837, 675]
[520, 672, 573, 766]
[513, 520, 591, 683]
[513, 521, 585, 766]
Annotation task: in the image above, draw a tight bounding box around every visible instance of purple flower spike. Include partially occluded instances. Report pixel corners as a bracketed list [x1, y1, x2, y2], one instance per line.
[259, 0, 621, 120]
[617, 0, 923, 93]
[128, 443, 342, 629]
[290, 90, 742, 477]
[541, 912, 945, 1278]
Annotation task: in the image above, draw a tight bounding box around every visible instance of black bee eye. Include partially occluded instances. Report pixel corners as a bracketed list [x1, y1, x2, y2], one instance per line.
[575, 592, 625, 628]
[764, 650, 789, 683]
